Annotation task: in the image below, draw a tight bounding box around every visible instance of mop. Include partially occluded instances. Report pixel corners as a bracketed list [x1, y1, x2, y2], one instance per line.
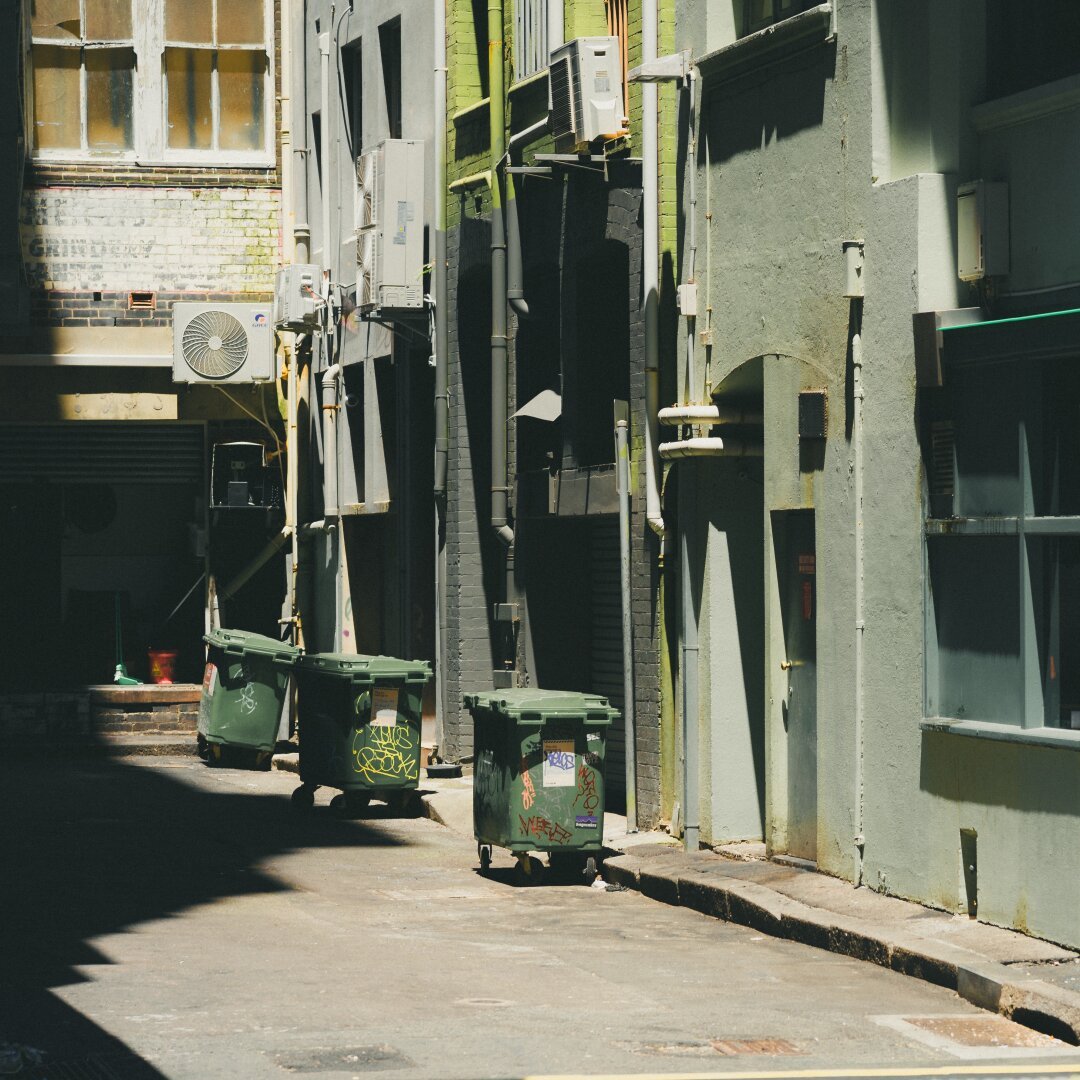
[113, 591, 141, 685]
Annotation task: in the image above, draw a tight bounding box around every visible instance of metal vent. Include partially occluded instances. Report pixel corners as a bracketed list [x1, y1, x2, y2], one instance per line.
[181, 309, 248, 380]
[929, 421, 955, 496]
[549, 54, 576, 141]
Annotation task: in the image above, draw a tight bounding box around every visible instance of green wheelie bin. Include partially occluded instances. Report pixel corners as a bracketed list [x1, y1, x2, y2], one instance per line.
[466, 688, 618, 886]
[198, 628, 300, 767]
[292, 652, 432, 815]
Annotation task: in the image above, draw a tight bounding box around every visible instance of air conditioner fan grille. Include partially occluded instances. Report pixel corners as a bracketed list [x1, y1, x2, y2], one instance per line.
[182, 310, 249, 379]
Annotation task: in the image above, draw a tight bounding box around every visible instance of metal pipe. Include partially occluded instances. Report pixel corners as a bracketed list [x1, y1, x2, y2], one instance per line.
[853, 319, 866, 885]
[286, 340, 300, 639]
[321, 362, 341, 518]
[221, 528, 292, 601]
[685, 70, 697, 404]
[490, 0, 514, 551]
[292, 0, 311, 261]
[616, 419, 638, 832]
[319, 29, 331, 271]
[680, 465, 699, 851]
[643, 0, 664, 537]
[658, 404, 764, 426]
[507, 117, 549, 151]
[659, 437, 763, 459]
[506, 175, 529, 318]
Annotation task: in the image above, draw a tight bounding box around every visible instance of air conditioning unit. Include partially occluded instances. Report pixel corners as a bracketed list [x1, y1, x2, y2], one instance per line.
[549, 37, 625, 149]
[172, 302, 275, 384]
[355, 138, 426, 316]
[274, 264, 321, 331]
[957, 181, 1009, 282]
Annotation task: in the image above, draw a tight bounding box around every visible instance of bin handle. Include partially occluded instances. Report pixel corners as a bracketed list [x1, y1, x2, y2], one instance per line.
[270, 654, 298, 670]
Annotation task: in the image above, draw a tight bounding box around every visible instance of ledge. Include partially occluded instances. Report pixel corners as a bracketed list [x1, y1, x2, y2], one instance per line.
[88, 684, 202, 706]
[696, 3, 833, 86]
[508, 68, 549, 98]
[972, 73, 1080, 134]
[921, 717, 1080, 751]
[452, 97, 491, 126]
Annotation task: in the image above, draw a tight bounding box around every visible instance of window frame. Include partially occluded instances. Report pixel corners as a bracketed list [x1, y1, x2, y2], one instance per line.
[922, 348, 1080, 736]
[27, 0, 275, 167]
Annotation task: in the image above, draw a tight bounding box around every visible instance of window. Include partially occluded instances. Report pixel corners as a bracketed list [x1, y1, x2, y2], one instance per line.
[514, 0, 549, 82]
[471, 0, 490, 100]
[28, 0, 273, 163]
[605, 0, 628, 113]
[378, 18, 401, 140]
[343, 39, 362, 157]
[923, 353, 1080, 730]
[986, 0, 1080, 100]
[31, 0, 135, 152]
[743, 0, 823, 36]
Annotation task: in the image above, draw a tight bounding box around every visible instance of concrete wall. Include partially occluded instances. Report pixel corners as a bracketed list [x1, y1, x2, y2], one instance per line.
[676, 0, 1080, 946]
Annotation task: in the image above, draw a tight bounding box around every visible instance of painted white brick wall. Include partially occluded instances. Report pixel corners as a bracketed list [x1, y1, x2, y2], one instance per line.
[20, 186, 282, 292]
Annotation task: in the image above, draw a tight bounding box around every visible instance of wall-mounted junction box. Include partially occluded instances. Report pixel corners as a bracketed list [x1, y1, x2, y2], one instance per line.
[957, 181, 1009, 282]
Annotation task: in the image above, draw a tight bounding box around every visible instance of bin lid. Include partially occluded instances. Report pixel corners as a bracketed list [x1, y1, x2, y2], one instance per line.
[464, 688, 618, 725]
[204, 627, 300, 660]
[296, 651, 433, 682]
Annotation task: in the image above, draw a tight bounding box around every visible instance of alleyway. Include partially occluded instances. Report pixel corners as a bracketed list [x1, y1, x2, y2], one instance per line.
[2, 754, 1077, 1079]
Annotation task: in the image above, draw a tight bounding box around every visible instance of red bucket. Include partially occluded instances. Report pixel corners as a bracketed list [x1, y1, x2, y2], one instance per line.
[148, 649, 178, 685]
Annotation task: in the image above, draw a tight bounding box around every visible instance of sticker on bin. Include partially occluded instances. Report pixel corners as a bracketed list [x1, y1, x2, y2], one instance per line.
[575, 815, 598, 829]
[542, 740, 575, 787]
[202, 663, 218, 697]
[370, 685, 399, 727]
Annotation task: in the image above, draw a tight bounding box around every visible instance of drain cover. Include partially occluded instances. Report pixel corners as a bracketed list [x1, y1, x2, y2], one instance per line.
[19, 1052, 162, 1080]
[711, 1037, 801, 1056]
[275, 1045, 414, 1073]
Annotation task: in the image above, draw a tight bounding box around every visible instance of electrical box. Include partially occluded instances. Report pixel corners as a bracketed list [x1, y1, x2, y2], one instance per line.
[210, 442, 282, 511]
[355, 139, 426, 316]
[676, 283, 698, 317]
[172, 303, 274, 384]
[957, 181, 1009, 282]
[549, 37, 626, 149]
[274, 264, 321, 331]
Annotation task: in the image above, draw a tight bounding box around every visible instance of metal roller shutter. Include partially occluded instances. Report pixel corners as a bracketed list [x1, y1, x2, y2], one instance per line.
[590, 516, 625, 802]
[0, 423, 204, 484]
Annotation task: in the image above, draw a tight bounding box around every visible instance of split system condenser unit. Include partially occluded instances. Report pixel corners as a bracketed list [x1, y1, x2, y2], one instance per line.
[172, 302, 275, 384]
[549, 36, 625, 150]
[355, 138, 426, 316]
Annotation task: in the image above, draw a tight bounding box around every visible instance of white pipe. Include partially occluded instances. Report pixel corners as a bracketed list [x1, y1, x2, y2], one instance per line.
[508, 117, 549, 152]
[292, 0, 311, 260]
[658, 405, 764, 426]
[319, 31, 331, 271]
[547, 0, 564, 52]
[321, 362, 341, 519]
[616, 419, 638, 832]
[659, 437, 763, 459]
[643, 0, 664, 537]
[853, 324, 866, 884]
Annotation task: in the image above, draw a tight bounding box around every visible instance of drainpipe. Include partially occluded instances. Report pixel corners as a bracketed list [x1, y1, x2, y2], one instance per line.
[434, 0, 451, 749]
[616, 418, 638, 832]
[292, 0, 311, 261]
[506, 176, 529, 318]
[319, 28, 331, 272]
[321, 359, 342, 650]
[642, 0, 664, 538]
[490, 0, 514, 553]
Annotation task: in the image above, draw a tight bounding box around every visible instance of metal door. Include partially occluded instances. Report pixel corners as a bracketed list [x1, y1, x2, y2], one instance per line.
[775, 510, 817, 862]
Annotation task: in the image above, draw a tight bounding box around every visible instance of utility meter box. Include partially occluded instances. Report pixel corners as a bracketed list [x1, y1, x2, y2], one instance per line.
[549, 37, 626, 149]
[355, 139, 426, 316]
[957, 181, 1009, 282]
[274, 264, 321, 331]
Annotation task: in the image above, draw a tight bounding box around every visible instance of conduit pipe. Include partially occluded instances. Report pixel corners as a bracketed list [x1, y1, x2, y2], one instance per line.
[659, 437, 764, 459]
[616, 418, 638, 832]
[319, 29, 330, 272]
[505, 119, 551, 320]
[489, 0, 514, 551]
[321, 362, 341, 518]
[853, 321, 866, 885]
[658, 404, 764, 426]
[642, 0, 664, 537]
[292, 0, 311, 261]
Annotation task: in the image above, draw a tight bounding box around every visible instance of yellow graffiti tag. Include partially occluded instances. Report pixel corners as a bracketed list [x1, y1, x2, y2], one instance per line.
[353, 723, 418, 782]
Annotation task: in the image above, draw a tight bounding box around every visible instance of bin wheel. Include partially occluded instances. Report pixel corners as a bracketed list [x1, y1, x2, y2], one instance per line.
[514, 855, 544, 887]
[255, 751, 273, 772]
[291, 785, 315, 811]
[478, 845, 492, 876]
[385, 790, 412, 814]
[331, 792, 370, 818]
[582, 856, 598, 887]
[209, 742, 223, 765]
[196, 734, 209, 761]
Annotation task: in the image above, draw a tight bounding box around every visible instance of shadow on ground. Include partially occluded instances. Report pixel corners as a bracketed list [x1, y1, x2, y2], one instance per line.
[0, 750, 408, 1076]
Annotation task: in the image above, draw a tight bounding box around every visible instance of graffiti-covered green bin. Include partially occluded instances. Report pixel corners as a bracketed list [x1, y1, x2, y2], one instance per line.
[198, 628, 299, 767]
[466, 689, 618, 886]
[293, 652, 432, 815]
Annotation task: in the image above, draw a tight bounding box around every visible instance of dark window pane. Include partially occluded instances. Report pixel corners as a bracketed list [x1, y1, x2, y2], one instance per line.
[986, 0, 1080, 99]
[86, 47, 134, 150]
[32, 44, 81, 149]
[218, 50, 265, 150]
[1031, 357, 1080, 517]
[928, 535, 1021, 724]
[166, 48, 212, 149]
[218, 2, 264, 45]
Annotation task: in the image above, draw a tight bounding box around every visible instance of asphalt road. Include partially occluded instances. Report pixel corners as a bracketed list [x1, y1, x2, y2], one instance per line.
[2, 754, 1079, 1080]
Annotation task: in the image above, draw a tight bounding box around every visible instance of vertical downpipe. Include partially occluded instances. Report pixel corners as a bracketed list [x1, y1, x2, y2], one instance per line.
[853, 320, 866, 884]
[433, 0, 451, 746]
[617, 419, 638, 831]
[292, 0, 311, 261]
[489, 0, 515, 643]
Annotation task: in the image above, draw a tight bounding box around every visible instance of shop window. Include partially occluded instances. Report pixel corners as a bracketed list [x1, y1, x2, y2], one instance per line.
[515, 0, 549, 81]
[923, 356, 1080, 730]
[28, 0, 273, 162]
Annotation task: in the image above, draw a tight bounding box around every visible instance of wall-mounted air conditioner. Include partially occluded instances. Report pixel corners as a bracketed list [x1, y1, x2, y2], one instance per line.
[274, 264, 321, 331]
[172, 302, 275, 384]
[957, 181, 1009, 282]
[548, 36, 625, 149]
[355, 138, 426, 316]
